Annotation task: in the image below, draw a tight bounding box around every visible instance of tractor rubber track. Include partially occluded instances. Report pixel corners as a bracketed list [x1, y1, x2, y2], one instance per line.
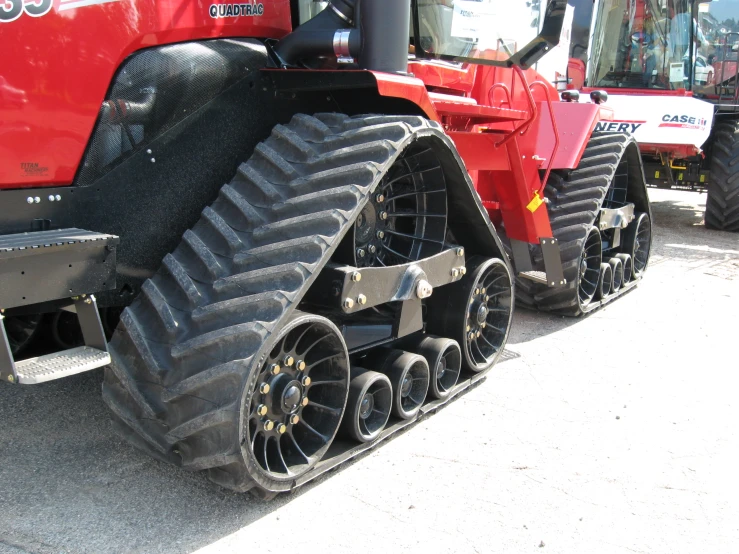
[707, 120, 739, 232]
[511, 132, 643, 316]
[102, 113, 470, 495]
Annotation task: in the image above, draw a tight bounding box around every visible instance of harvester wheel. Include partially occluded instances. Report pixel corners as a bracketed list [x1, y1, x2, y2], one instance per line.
[706, 120, 739, 231]
[3, 314, 42, 356]
[427, 257, 513, 373]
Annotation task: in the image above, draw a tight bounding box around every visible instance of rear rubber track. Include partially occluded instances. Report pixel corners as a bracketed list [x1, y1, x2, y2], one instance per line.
[707, 120, 739, 232]
[102, 113, 451, 495]
[507, 132, 639, 316]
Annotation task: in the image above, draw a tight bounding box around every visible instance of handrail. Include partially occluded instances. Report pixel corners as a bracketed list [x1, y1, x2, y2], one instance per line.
[529, 81, 560, 196]
[487, 83, 512, 108]
[496, 66, 537, 147]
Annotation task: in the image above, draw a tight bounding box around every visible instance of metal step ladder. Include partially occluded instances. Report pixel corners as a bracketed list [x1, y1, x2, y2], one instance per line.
[0, 228, 118, 384]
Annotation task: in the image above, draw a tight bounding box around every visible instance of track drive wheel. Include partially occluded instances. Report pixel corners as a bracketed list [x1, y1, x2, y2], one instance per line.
[427, 257, 513, 373]
[707, 120, 739, 231]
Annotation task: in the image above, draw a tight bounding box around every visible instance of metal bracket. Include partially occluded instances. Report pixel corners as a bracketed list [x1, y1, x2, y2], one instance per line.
[74, 295, 108, 352]
[0, 314, 19, 384]
[540, 237, 566, 287]
[306, 248, 466, 314]
[510, 239, 533, 273]
[599, 203, 635, 231]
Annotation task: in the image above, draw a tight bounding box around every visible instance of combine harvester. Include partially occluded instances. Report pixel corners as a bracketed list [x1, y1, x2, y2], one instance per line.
[569, 0, 739, 231]
[0, 0, 651, 497]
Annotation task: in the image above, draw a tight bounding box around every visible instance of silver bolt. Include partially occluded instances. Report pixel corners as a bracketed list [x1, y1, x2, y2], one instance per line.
[485, 295, 490, 302]
[26, 197, 33, 204]
[351, 271, 362, 282]
[147, 149, 152, 154]
[34, 197, 40, 203]
[48, 195, 55, 202]
[7, 375, 15, 383]
[344, 297, 354, 309]
[466, 324, 471, 332]
[376, 231, 385, 240]
[357, 248, 366, 258]
[415, 279, 433, 299]
[368, 244, 376, 254]
[451, 268, 460, 279]
[475, 288, 480, 295]
[468, 331, 476, 341]
[560, 280, 565, 285]
[456, 247, 465, 257]
[481, 288, 486, 294]
[379, 211, 388, 221]
[150, 158, 156, 163]
[375, 193, 385, 203]
[55, 195, 61, 201]
[459, 267, 467, 276]
[476, 330, 482, 338]
[357, 294, 367, 305]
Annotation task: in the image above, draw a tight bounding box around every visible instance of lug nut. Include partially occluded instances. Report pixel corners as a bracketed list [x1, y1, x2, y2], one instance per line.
[263, 420, 275, 432]
[357, 294, 367, 305]
[481, 322, 487, 329]
[276, 423, 287, 435]
[283, 355, 294, 367]
[259, 383, 271, 394]
[302, 376, 312, 387]
[456, 247, 465, 257]
[343, 297, 354, 309]
[379, 211, 388, 220]
[466, 324, 471, 332]
[476, 330, 482, 338]
[290, 415, 300, 425]
[269, 363, 281, 375]
[375, 193, 385, 203]
[468, 331, 476, 341]
[475, 288, 480, 295]
[357, 248, 366, 258]
[301, 397, 309, 407]
[377, 231, 385, 239]
[485, 295, 490, 302]
[481, 288, 486, 294]
[368, 244, 376, 254]
[257, 404, 268, 416]
[351, 271, 362, 282]
[296, 360, 306, 371]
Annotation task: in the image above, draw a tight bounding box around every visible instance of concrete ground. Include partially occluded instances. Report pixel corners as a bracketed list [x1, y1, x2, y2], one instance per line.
[0, 188, 737, 554]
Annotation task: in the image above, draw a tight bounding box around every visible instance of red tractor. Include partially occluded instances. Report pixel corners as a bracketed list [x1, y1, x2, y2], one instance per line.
[0, 0, 651, 497]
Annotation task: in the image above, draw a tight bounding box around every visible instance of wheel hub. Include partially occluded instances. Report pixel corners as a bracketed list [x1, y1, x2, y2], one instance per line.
[281, 381, 303, 413]
[475, 303, 489, 325]
[580, 258, 588, 278]
[400, 373, 412, 398]
[355, 203, 378, 244]
[436, 358, 447, 380]
[359, 392, 375, 419]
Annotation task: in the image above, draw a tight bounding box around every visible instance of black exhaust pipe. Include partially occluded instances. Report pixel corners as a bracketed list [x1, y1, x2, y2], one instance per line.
[359, 0, 410, 74]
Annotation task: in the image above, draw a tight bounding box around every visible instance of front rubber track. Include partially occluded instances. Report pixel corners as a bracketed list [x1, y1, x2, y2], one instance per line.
[102, 114, 457, 495]
[707, 120, 739, 232]
[508, 132, 639, 316]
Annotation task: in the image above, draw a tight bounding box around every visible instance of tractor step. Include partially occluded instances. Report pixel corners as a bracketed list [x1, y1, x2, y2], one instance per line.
[518, 271, 549, 285]
[14, 346, 110, 385]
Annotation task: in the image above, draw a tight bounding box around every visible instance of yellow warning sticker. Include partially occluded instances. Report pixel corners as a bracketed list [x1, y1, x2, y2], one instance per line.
[700, 175, 705, 183]
[527, 191, 544, 213]
[655, 170, 660, 178]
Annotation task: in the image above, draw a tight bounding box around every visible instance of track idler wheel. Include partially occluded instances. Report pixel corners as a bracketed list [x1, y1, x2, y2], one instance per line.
[245, 315, 349, 482]
[426, 257, 513, 374]
[577, 227, 603, 309]
[395, 335, 461, 400]
[614, 254, 633, 284]
[622, 213, 651, 279]
[341, 370, 393, 443]
[595, 263, 612, 300]
[607, 257, 624, 293]
[363, 349, 430, 420]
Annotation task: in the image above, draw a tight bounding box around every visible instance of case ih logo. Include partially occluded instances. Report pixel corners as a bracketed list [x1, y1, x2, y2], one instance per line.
[594, 121, 644, 134]
[209, 2, 264, 18]
[659, 114, 708, 130]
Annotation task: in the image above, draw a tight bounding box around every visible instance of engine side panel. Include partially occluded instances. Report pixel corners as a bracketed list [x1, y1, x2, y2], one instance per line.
[0, 0, 291, 188]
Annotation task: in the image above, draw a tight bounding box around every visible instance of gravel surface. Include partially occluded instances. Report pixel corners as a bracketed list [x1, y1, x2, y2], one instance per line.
[1, 188, 737, 554]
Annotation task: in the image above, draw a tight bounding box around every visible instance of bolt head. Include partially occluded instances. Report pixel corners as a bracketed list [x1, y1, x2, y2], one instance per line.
[343, 297, 355, 309]
[357, 248, 366, 258]
[34, 197, 40, 204]
[375, 193, 385, 203]
[468, 331, 476, 341]
[476, 330, 482, 338]
[26, 197, 33, 204]
[351, 271, 362, 282]
[379, 211, 388, 221]
[290, 415, 300, 425]
[263, 420, 275, 432]
[7, 375, 15, 383]
[415, 279, 433, 299]
[296, 360, 306, 371]
[257, 404, 268, 416]
[276, 424, 287, 435]
[150, 157, 156, 163]
[376, 231, 385, 240]
[475, 288, 480, 295]
[368, 244, 376, 254]
[357, 294, 367, 305]
[269, 363, 281, 375]
[48, 195, 55, 202]
[259, 383, 271, 394]
[485, 295, 490, 302]
[481, 322, 487, 329]
[466, 324, 471, 332]
[481, 288, 486, 294]
[459, 267, 467, 276]
[283, 355, 294, 367]
[302, 376, 312, 387]
[456, 247, 465, 257]
[451, 268, 460, 279]
[301, 397, 309, 407]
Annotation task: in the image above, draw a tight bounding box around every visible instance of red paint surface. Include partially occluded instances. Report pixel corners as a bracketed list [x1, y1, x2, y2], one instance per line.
[0, 0, 292, 188]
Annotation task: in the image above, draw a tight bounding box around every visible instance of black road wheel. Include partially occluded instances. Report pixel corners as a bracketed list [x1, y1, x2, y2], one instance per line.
[351, 142, 447, 267]
[427, 257, 513, 374]
[707, 120, 739, 231]
[595, 263, 612, 300]
[614, 253, 633, 284]
[3, 314, 42, 356]
[577, 227, 603, 309]
[396, 335, 461, 400]
[363, 349, 430, 420]
[608, 257, 623, 292]
[244, 314, 349, 482]
[622, 212, 651, 278]
[341, 370, 392, 443]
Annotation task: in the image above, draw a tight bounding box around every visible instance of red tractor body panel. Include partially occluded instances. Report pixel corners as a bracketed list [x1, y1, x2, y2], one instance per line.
[0, 0, 291, 188]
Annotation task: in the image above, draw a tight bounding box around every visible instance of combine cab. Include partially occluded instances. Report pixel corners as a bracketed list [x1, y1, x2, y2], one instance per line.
[569, 0, 739, 231]
[0, 0, 652, 497]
